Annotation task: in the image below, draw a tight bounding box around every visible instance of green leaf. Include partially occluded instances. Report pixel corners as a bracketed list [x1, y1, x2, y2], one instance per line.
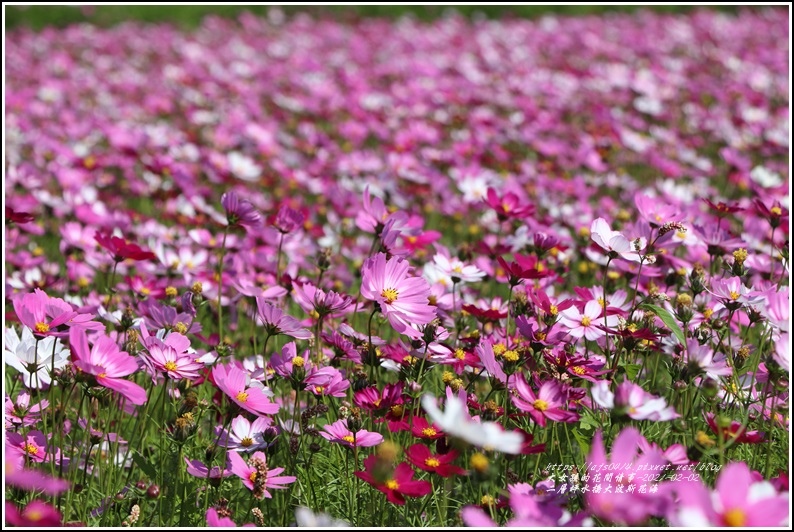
[131, 450, 157, 480]
[622, 362, 642, 381]
[642, 303, 685, 345]
[571, 429, 591, 458]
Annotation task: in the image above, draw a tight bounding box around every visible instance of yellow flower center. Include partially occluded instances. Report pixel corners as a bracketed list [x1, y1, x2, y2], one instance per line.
[98, 372, 107, 378]
[236, 391, 249, 403]
[292, 356, 305, 367]
[421, 428, 438, 438]
[385, 479, 399, 490]
[572, 366, 586, 375]
[140, 287, 151, 296]
[470, 453, 489, 472]
[34, 322, 50, 334]
[77, 277, 90, 288]
[454, 348, 466, 360]
[581, 316, 592, 327]
[723, 509, 746, 527]
[452, 265, 463, 273]
[425, 458, 440, 468]
[503, 350, 519, 362]
[381, 288, 399, 304]
[24, 443, 38, 455]
[770, 206, 782, 216]
[533, 399, 549, 411]
[403, 355, 417, 365]
[174, 322, 188, 335]
[536, 331, 547, 341]
[165, 286, 178, 298]
[492, 343, 507, 356]
[342, 435, 355, 444]
[549, 304, 558, 315]
[314, 386, 324, 394]
[390, 405, 404, 417]
[241, 437, 254, 447]
[703, 309, 714, 319]
[249, 471, 257, 482]
[164, 361, 178, 372]
[729, 291, 740, 301]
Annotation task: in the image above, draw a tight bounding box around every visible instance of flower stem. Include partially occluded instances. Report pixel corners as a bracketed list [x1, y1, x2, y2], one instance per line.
[217, 227, 229, 339]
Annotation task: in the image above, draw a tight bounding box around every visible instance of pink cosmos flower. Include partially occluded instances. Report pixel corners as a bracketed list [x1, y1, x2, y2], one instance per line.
[409, 417, 445, 441]
[665, 462, 789, 526]
[221, 191, 262, 229]
[484, 187, 534, 220]
[227, 450, 295, 499]
[292, 282, 353, 318]
[355, 456, 432, 505]
[685, 339, 732, 380]
[5, 392, 48, 429]
[704, 413, 766, 444]
[272, 204, 305, 234]
[590, 218, 645, 262]
[5, 500, 63, 527]
[708, 276, 765, 309]
[7, 430, 55, 463]
[585, 428, 669, 525]
[360, 252, 436, 339]
[184, 457, 233, 481]
[5, 443, 69, 495]
[212, 363, 279, 417]
[592, 380, 679, 421]
[94, 231, 157, 262]
[462, 482, 591, 526]
[255, 299, 312, 340]
[319, 419, 384, 449]
[69, 327, 147, 406]
[206, 508, 238, 528]
[304, 366, 350, 398]
[138, 322, 203, 381]
[559, 300, 619, 341]
[431, 253, 485, 284]
[355, 186, 408, 235]
[512, 376, 579, 427]
[13, 288, 103, 338]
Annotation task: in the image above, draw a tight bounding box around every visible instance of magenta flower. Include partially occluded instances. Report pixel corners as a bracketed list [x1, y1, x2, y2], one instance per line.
[221, 191, 262, 229]
[406, 444, 465, 478]
[184, 457, 233, 480]
[708, 276, 765, 309]
[5, 500, 63, 527]
[409, 417, 445, 441]
[484, 187, 534, 220]
[685, 339, 732, 380]
[665, 462, 789, 526]
[360, 252, 436, 339]
[13, 288, 102, 338]
[292, 282, 353, 318]
[559, 300, 618, 341]
[5, 392, 48, 429]
[227, 450, 295, 499]
[5, 443, 69, 495]
[319, 419, 384, 449]
[138, 322, 203, 381]
[590, 218, 645, 262]
[585, 428, 669, 525]
[69, 328, 147, 406]
[212, 363, 279, 417]
[272, 204, 305, 233]
[512, 376, 579, 427]
[7, 430, 54, 463]
[355, 456, 432, 505]
[255, 299, 312, 340]
[592, 380, 679, 421]
[94, 231, 157, 262]
[206, 508, 238, 528]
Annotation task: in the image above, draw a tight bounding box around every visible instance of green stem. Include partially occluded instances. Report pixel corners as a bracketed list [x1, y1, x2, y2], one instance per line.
[217, 227, 229, 340]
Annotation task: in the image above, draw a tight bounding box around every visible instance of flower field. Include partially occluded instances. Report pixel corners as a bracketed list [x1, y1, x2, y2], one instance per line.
[4, 8, 790, 527]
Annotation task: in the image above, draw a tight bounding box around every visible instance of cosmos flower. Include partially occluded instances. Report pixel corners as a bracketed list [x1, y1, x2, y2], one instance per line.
[227, 450, 295, 499]
[94, 231, 157, 262]
[665, 462, 789, 527]
[360, 252, 436, 339]
[212, 363, 279, 417]
[319, 419, 384, 449]
[13, 288, 103, 338]
[591, 380, 679, 421]
[69, 327, 148, 406]
[406, 444, 465, 478]
[512, 376, 580, 427]
[5, 326, 70, 389]
[559, 300, 619, 342]
[255, 300, 312, 340]
[354, 456, 432, 505]
[215, 415, 274, 452]
[421, 392, 524, 454]
[590, 218, 645, 262]
[221, 191, 262, 229]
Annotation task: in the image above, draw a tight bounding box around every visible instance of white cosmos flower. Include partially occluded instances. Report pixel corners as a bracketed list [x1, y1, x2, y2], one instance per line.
[5, 326, 70, 389]
[421, 393, 524, 454]
[294, 507, 349, 527]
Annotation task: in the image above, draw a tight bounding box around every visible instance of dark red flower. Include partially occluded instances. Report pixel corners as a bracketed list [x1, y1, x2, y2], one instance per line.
[406, 444, 465, 477]
[6, 207, 35, 225]
[95, 232, 157, 262]
[409, 417, 445, 441]
[355, 456, 431, 505]
[484, 187, 534, 220]
[497, 255, 553, 286]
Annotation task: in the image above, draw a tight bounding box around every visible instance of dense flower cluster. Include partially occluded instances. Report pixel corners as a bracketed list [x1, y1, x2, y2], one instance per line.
[4, 7, 789, 527]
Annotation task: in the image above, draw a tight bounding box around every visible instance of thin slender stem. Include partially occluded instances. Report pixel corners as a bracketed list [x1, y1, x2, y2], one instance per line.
[217, 227, 229, 339]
